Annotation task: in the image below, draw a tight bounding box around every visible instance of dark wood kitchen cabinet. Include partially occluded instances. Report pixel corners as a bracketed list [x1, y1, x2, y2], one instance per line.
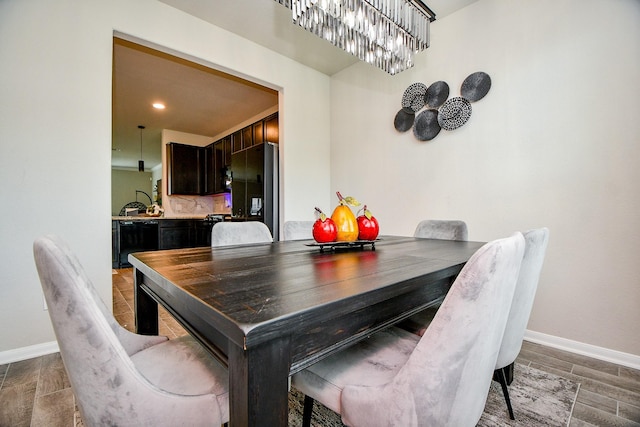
[112, 221, 118, 267]
[167, 114, 276, 196]
[242, 125, 253, 149]
[158, 219, 214, 249]
[232, 129, 243, 152]
[224, 136, 232, 165]
[204, 143, 215, 195]
[264, 113, 279, 144]
[194, 221, 213, 246]
[112, 219, 214, 268]
[158, 219, 193, 250]
[208, 137, 231, 194]
[253, 121, 264, 147]
[167, 142, 203, 195]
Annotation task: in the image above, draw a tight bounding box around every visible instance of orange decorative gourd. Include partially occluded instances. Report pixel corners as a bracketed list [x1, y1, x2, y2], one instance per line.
[331, 192, 360, 242]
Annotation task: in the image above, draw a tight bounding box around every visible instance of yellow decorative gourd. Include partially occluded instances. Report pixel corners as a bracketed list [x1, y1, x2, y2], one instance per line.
[331, 192, 360, 242]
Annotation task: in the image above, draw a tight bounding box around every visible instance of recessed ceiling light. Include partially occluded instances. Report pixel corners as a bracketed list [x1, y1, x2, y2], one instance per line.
[152, 103, 165, 110]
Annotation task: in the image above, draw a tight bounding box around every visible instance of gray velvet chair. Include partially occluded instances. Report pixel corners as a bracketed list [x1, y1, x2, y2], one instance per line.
[402, 228, 550, 420]
[399, 219, 469, 334]
[413, 219, 468, 241]
[283, 220, 314, 240]
[33, 235, 229, 427]
[494, 227, 550, 419]
[292, 232, 525, 427]
[210, 221, 273, 247]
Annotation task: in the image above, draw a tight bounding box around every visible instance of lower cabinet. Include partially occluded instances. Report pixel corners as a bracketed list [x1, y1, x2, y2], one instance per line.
[194, 221, 213, 247]
[112, 221, 118, 267]
[159, 219, 213, 249]
[159, 220, 194, 250]
[113, 219, 214, 268]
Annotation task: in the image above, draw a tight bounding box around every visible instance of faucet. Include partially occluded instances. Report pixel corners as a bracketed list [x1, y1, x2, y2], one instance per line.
[136, 190, 152, 205]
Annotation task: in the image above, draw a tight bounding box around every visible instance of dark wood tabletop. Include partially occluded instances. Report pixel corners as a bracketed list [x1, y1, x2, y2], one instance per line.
[130, 235, 484, 427]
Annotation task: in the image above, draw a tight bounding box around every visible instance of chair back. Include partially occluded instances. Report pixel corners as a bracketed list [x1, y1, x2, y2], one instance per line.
[33, 235, 224, 426]
[211, 221, 273, 247]
[341, 233, 524, 426]
[496, 228, 549, 369]
[33, 236, 150, 424]
[283, 220, 314, 240]
[413, 219, 468, 241]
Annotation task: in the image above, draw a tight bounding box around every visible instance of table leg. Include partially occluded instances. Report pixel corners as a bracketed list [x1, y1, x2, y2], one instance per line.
[227, 336, 291, 427]
[133, 268, 158, 335]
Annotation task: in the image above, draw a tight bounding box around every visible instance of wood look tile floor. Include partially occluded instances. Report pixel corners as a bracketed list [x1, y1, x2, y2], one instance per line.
[1, 268, 639, 426]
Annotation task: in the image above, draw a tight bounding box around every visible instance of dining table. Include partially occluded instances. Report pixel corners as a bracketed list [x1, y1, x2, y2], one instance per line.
[129, 235, 485, 427]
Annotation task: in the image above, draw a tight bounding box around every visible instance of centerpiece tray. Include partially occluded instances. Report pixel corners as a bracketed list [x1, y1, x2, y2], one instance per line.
[306, 239, 378, 252]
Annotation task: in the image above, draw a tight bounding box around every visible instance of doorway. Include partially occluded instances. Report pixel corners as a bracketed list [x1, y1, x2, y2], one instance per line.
[111, 36, 279, 215]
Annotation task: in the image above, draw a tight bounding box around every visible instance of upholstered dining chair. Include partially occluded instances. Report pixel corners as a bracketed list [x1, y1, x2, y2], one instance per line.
[493, 227, 550, 419]
[398, 219, 469, 334]
[292, 232, 525, 427]
[283, 220, 314, 240]
[413, 219, 468, 241]
[402, 228, 550, 420]
[33, 235, 229, 427]
[210, 221, 273, 247]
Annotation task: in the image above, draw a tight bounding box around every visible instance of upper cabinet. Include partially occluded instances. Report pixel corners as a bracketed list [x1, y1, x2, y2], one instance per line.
[264, 113, 279, 144]
[242, 125, 253, 149]
[167, 142, 203, 195]
[232, 129, 243, 152]
[166, 113, 277, 196]
[209, 136, 231, 194]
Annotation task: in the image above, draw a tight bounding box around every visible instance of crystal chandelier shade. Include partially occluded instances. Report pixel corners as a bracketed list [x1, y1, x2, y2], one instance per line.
[275, 0, 435, 75]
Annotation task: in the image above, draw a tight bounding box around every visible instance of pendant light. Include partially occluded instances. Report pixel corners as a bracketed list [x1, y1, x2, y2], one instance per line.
[138, 125, 145, 172]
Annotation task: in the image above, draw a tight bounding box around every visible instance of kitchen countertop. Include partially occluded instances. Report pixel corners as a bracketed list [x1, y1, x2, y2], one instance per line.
[112, 215, 219, 221]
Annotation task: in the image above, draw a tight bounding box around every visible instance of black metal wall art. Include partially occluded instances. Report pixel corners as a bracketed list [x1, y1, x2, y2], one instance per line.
[394, 71, 491, 141]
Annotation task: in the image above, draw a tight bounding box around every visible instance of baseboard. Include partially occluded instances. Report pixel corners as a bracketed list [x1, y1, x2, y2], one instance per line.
[524, 330, 640, 370]
[3, 333, 639, 371]
[0, 341, 59, 365]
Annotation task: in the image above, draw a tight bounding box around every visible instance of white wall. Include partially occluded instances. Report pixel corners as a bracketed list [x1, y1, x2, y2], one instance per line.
[111, 169, 154, 216]
[0, 0, 331, 357]
[329, 0, 640, 357]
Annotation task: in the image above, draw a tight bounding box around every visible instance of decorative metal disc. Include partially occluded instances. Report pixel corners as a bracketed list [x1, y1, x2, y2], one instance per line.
[437, 97, 472, 131]
[413, 109, 441, 141]
[424, 81, 450, 108]
[461, 71, 491, 102]
[394, 109, 415, 132]
[401, 82, 427, 113]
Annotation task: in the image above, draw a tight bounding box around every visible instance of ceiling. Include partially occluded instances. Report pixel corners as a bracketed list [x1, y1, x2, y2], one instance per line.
[112, 0, 478, 170]
[158, 0, 479, 75]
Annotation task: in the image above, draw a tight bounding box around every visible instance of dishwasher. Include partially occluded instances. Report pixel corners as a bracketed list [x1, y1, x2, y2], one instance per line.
[117, 220, 159, 268]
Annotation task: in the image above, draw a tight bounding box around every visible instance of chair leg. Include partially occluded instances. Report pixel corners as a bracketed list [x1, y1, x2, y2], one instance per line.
[302, 395, 315, 427]
[505, 361, 514, 385]
[495, 367, 515, 420]
[493, 362, 515, 384]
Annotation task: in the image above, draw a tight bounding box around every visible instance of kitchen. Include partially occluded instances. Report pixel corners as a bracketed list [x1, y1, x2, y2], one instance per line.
[111, 37, 280, 267]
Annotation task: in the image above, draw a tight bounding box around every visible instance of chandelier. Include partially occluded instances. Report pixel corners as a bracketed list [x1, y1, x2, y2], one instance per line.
[274, 0, 435, 75]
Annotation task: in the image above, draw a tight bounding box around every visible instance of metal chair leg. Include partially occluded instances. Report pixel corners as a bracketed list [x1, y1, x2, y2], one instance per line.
[495, 367, 515, 420]
[505, 361, 514, 385]
[302, 395, 315, 427]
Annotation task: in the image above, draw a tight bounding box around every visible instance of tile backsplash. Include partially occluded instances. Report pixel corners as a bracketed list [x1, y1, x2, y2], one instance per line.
[163, 193, 231, 217]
